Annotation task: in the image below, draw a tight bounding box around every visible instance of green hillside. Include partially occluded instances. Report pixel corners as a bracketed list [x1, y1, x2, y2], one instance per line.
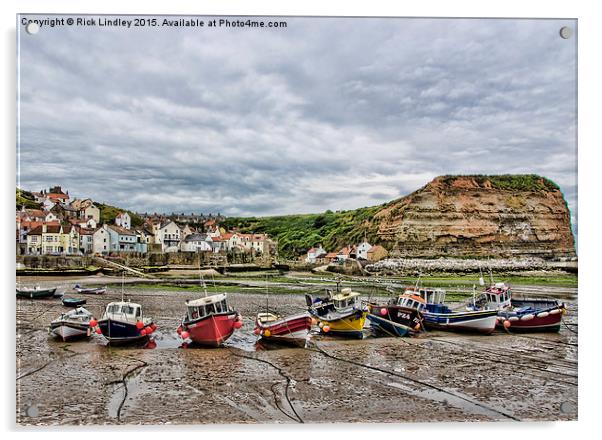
[222, 205, 383, 258]
[96, 202, 144, 228]
[16, 188, 42, 210]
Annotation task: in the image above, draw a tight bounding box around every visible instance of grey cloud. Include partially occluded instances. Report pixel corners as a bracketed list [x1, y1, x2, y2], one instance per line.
[18, 16, 576, 223]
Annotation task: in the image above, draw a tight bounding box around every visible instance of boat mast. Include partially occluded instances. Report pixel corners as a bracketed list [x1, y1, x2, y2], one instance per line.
[265, 273, 269, 315]
[121, 270, 125, 302]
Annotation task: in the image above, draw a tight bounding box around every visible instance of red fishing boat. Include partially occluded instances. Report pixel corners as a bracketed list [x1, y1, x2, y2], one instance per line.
[254, 312, 312, 345]
[469, 283, 566, 332]
[177, 293, 243, 347]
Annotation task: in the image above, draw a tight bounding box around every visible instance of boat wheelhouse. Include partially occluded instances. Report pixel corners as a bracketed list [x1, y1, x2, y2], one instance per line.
[178, 293, 242, 347]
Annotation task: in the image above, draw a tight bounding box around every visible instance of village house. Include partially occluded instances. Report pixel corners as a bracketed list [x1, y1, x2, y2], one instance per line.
[366, 245, 389, 262]
[106, 224, 146, 252]
[181, 233, 213, 253]
[50, 202, 79, 220]
[46, 186, 70, 204]
[115, 212, 131, 230]
[211, 234, 230, 253]
[306, 245, 326, 263]
[78, 227, 95, 254]
[26, 224, 78, 255]
[92, 224, 147, 254]
[71, 199, 100, 223]
[92, 226, 110, 254]
[336, 245, 356, 262]
[356, 240, 373, 260]
[155, 220, 181, 252]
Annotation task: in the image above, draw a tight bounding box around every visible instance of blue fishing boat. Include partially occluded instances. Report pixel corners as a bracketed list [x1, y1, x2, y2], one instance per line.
[412, 287, 498, 334]
[96, 300, 156, 345]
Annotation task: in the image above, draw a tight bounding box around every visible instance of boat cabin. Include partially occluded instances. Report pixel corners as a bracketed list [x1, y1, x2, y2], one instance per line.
[483, 282, 512, 309]
[185, 293, 230, 321]
[104, 301, 143, 322]
[407, 287, 447, 305]
[397, 293, 426, 311]
[331, 288, 361, 310]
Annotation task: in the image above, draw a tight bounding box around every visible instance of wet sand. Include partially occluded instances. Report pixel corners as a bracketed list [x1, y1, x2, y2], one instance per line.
[16, 278, 578, 425]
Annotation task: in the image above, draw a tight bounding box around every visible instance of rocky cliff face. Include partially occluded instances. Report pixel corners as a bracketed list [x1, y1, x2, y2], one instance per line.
[370, 175, 575, 259]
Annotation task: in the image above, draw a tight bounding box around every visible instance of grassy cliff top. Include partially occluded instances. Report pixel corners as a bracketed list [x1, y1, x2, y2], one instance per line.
[437, 174, 561, 192]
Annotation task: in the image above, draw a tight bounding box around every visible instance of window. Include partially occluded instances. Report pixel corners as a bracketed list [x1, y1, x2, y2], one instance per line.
[206, 304, 215, 314]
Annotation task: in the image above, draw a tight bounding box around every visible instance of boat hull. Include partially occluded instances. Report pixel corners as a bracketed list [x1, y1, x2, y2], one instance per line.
[310, 309, 367, 338]
[183, 312, 239, 347]
[75, 287, 106, 295]
[97, 318, 151, 345]
[255, 314, 312, 343]
[367, 314, 412, 337]
[16, 288, 57, 299]
[423, 310, 498, 334]
[62, 298, 87, 307]
[50, 322, 90, 341]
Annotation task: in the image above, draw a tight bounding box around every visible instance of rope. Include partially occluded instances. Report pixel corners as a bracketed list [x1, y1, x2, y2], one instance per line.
[561, 316, 578, 334]
[308, 343, 520, 421]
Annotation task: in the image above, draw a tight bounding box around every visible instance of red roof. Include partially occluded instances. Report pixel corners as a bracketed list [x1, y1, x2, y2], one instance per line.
[48, 193, 69, 200]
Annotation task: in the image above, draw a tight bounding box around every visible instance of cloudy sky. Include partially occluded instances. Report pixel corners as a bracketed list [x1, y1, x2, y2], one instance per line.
[17, 16, 577, 228]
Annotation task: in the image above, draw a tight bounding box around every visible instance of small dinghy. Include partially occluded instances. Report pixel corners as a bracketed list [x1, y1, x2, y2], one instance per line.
[254, 312, 312, 345]
[49, 307, 94, 341]
[62, 297, 87, 307]
[16, 286, 57, 299]
[74, 284, 106, 295]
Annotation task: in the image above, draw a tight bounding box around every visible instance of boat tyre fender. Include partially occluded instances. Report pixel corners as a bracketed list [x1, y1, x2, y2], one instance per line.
[549, 308, 562, 315]
[521, 314, 535, 321]
[508, 316, 519, 322]
[537, 311, 549, 318]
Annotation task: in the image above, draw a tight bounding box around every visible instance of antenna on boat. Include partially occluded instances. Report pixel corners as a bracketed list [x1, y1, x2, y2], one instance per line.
[121, 270, 125, 302]
[265, 272, 269, 315]
[198, 260, 208, 297]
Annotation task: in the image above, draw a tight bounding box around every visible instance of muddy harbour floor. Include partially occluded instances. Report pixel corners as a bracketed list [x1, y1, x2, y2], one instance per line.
[16, 277, 578, 425]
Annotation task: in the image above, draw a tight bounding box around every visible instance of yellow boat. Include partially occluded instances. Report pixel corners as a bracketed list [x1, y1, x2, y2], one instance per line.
[306, 288, 368, 338]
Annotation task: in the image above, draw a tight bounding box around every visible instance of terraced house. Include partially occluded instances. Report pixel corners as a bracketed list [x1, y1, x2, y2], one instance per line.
[26, 224, 79, 255]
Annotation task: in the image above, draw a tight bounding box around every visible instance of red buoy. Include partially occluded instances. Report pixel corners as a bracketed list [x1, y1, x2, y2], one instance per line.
[181, 331, 190, 340]
[89, 319, 98, 328]
[140, 329, 147, 336]
[95, 327, 102, 335]
[136, 321, 144, 330]
[233, 320, 243, 329]
[380, 308, 388, 316]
